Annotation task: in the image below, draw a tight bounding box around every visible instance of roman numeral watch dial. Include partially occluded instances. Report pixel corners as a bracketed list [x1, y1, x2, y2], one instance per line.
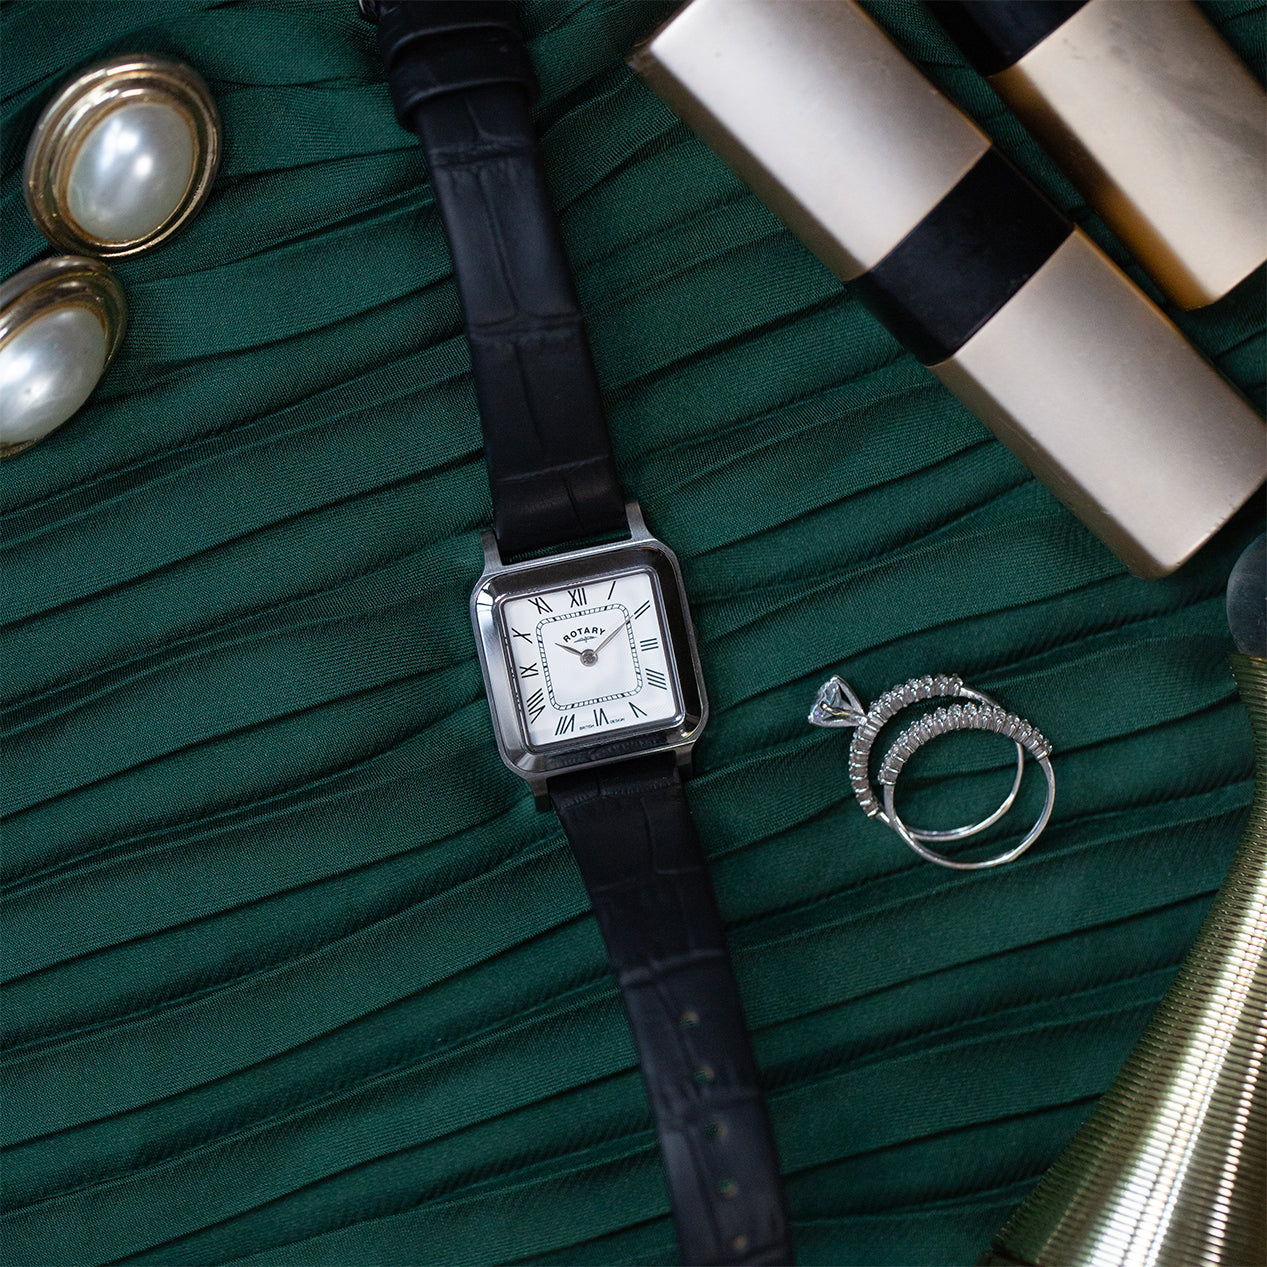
[471, 508, 706, 791]
[503, 572, 681, 749]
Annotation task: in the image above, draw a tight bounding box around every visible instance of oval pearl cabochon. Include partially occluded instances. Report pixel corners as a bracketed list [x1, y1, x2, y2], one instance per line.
[0, 306, 109, 446]
[67, 101, 196, 243]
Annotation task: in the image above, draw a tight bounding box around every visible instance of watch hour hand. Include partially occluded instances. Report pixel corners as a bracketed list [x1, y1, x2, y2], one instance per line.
[555, 642, 587, 657]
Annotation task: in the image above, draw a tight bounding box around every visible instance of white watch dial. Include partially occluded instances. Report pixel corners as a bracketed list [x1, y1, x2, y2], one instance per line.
[501, 569, 682, 748]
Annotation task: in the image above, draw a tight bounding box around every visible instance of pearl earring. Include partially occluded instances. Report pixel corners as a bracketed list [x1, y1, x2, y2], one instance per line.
[0, 257, 127, 457]
[23, 54, 220, 259]
[3, 55, 219, 458]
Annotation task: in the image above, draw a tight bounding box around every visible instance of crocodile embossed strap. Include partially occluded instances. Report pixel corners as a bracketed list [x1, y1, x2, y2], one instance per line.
[369, 0, 627, 557]
[550, 755, 793, 1265]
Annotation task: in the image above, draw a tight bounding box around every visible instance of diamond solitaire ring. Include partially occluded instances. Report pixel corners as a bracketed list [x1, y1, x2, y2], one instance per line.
[809, 674, 1055, 870]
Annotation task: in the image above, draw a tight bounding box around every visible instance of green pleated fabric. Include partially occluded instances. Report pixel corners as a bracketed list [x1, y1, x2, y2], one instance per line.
[2, 1, 1263, 1263]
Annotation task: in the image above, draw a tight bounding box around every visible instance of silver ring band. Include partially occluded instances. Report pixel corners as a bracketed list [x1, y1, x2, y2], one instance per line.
[809, 673, 1055, 870]
[813, 674, 1026, 843]
[880, 702, 1055, 870]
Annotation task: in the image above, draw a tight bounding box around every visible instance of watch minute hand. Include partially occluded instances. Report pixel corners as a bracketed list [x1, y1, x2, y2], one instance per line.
[594, 618, 629, 654]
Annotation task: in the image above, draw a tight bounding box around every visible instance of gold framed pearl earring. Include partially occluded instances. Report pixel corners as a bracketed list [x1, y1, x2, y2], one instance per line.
[24, 53, 221, 259]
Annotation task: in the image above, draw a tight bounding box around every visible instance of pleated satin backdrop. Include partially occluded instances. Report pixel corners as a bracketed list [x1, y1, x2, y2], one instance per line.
[1, 2, 1263, 1263]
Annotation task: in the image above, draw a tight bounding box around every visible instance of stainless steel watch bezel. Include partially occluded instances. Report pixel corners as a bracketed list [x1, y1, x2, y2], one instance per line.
[471, 503, 708, 802]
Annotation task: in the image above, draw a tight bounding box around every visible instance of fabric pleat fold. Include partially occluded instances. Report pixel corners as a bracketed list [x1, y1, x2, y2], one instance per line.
[1, 0, 1262, 1263]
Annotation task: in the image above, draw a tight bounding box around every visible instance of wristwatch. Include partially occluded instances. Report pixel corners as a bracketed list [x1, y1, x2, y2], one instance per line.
[361, 3, 793, 1263]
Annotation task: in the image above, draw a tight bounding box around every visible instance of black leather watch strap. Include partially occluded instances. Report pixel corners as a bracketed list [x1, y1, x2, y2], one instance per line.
[550, 755, 793, 1265]
[370, 0, 627, 557]
[366, 7, 792, 1261]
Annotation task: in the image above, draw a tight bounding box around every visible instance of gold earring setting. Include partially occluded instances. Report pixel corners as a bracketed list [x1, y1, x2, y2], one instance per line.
[23, 54, 220, 259]
[0, 257, 127, 457]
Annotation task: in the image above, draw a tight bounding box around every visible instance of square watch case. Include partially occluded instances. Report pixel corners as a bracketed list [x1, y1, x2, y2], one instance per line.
[471, 502, 708, 803]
